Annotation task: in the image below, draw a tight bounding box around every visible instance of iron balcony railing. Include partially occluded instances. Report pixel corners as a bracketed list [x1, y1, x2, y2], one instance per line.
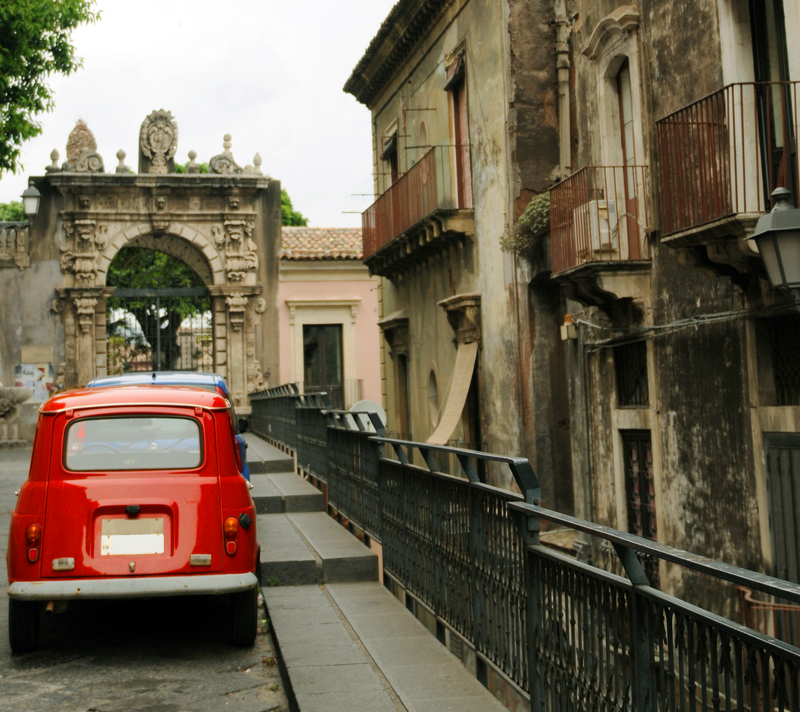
[249, 394, 800, 711]
[362, 144, 472, 260]
[550, 165, 651, 275]
[656, 81, 800, 236]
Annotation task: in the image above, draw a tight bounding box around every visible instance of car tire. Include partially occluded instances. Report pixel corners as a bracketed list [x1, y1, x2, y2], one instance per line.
[229, 586, 257, 647]
[9, 599, 40, 653]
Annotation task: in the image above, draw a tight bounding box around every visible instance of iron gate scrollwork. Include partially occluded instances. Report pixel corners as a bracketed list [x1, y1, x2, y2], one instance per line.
[106, 287, 212, 373]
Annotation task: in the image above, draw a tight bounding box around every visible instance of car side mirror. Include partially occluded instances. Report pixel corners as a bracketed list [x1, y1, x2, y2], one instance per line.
[238, 418, 249, 433]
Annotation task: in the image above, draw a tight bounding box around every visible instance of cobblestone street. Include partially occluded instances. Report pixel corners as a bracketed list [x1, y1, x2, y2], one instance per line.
[0, 448, 289, 712]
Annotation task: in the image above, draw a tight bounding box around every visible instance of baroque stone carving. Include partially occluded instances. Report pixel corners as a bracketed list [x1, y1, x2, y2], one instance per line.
[221, 220, 258, 282]
[60, 220, 108, 284]
[245, 333, 266, 393]
[50, 298, 65, 315]
[74, 296, 98, 334]
[438, 293, 481, 345]
[140, 110, 178, 174]
[254, 297, 267, 314]
[115, 150, 130, 174]
[209, 134, 243, 175]
[66, 120, 96, 163]
[226, 294, 248, 332]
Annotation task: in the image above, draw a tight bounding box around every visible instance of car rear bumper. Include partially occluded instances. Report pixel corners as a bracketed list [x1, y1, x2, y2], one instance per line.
[7, 572, 258, 600]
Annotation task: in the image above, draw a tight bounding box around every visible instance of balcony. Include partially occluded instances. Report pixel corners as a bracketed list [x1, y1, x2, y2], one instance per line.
[656, 81, 799, 267]
[0, 222, 30, 269]
[550, 166, 651, 304]
[362, 145, 474, 279]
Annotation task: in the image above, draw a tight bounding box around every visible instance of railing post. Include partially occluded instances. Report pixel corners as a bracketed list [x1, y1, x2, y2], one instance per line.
[614, 543, 654, 710]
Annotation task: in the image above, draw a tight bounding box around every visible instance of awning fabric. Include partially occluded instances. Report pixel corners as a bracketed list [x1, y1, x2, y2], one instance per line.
[427, 340, 478, 446]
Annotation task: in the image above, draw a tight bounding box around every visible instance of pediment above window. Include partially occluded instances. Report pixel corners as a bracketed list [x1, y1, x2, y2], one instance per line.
[583, 5, 640, 60]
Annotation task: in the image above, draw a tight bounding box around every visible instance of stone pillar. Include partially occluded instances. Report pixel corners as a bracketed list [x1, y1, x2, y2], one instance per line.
[226, 292, 248, 411]
[68, 288, 104, 387]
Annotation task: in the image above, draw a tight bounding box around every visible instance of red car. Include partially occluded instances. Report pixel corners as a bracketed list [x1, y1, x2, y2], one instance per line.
[6, 385, 259, 652]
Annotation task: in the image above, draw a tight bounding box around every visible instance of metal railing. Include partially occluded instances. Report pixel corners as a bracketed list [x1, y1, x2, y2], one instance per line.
[362, 145, 472, 260]
[0, 221, 30, 266]
[249, 383, 300, 451]
[550, 165, 650, 274]
[251, 397, 800, 711]
[296, 379, 363, 410]
[656, 81, 800, 236]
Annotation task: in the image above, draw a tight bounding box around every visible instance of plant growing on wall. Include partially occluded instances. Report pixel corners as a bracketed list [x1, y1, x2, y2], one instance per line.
[0, 0, 99, 174]
[500, 192, 550, 262]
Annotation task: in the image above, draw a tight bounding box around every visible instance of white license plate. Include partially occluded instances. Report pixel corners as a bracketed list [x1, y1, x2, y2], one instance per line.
[101, 518, 164, 556]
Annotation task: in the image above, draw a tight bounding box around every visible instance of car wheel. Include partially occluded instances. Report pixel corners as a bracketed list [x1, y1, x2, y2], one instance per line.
[8, 599, 40, 653]
[229, 586, 257, 647]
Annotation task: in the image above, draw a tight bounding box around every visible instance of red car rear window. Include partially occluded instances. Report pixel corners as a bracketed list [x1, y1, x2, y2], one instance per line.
[64, 416, 202, 472]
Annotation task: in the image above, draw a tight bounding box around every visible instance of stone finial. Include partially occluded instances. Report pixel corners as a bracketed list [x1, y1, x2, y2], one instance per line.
[46, 149, 61, 173]
[186, 150, 200, 174]
[253, 153, 263, 175]
[115, 149, 130, 174]
[66, 120, 97, 164]
[139, 109, 178, 174]
[209, 134, 242, 175]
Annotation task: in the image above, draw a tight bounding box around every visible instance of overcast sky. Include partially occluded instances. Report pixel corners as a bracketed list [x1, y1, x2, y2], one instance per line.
[0, 0, 396, 227]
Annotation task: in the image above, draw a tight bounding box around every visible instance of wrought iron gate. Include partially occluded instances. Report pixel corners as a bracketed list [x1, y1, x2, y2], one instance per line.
[106, 287, 212, 373]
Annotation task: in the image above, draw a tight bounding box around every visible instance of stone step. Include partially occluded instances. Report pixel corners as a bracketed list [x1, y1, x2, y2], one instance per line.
[244, 432, 294, 474]
[264, 582, 507, 712]
[257, 511, 378, 587]
[250, 472, 324, 514]
[257, 514, 317, 587]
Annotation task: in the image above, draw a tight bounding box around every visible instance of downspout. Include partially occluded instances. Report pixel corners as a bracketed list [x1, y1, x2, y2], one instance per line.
[555, 0, 572, 179]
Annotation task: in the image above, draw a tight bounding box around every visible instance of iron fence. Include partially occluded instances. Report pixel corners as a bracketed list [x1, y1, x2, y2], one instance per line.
[251, 401, 800, 711]
[656, 81, 800, 236]
[249, 383, 300, 450]
[550, 165, 651, 275]
[362, 145, 472, 260]
[294, 392, 331, 479]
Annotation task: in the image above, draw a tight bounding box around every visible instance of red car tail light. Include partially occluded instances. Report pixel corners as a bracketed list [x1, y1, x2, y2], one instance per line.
[223, 517, 238, 555]
[26, 523, 42, 563]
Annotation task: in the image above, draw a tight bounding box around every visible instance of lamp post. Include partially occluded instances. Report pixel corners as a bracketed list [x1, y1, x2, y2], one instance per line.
[20, 185, 41, 219]
[746, 187, 800, 293]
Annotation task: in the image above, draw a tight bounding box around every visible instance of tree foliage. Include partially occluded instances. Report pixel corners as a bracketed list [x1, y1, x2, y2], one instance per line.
[0, 200, 25, 221]
[174, 160, 209, 174]
[281, 189, 308, 226]
[0, 0, 99, 174]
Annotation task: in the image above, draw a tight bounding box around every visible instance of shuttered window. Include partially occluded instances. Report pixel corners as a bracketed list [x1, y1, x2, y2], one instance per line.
[765, 433, 800, 583]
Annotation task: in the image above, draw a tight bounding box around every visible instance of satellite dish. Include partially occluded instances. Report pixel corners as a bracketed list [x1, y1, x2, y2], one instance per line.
[347, 400, 387, 432]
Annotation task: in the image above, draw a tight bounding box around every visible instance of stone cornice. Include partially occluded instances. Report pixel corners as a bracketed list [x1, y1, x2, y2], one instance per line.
[582, 4, 640, 60]
[344, 0, 452, 107]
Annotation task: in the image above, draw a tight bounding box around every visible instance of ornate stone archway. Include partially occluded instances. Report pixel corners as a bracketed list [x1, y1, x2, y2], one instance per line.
[32, 113, 282, 413]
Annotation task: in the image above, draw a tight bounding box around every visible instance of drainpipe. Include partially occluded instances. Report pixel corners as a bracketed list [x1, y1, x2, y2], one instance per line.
[555, 0, 572, 179]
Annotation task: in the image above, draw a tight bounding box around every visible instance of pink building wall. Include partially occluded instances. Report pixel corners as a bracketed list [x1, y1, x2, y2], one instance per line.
[277, 263, 381, 406]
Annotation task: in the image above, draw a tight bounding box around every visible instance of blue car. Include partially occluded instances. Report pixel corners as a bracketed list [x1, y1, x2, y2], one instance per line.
[85, 372, 250, 480]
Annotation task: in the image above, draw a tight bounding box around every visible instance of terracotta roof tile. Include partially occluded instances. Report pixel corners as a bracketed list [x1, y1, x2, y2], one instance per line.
[281, 227, 363, 261]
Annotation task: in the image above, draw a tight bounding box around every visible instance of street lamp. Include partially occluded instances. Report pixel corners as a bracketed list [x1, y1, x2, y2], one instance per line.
[746, 187, 800, 291]
[20, 185, 41, 219]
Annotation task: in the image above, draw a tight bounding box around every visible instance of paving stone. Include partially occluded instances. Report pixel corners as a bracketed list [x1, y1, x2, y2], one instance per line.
[244, 433, 294, 474]
[257, 514, 316, 586]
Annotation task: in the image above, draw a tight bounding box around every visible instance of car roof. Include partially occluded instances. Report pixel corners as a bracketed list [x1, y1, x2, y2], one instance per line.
[86, 372, 229, 393]
[40, 385, 230, 414]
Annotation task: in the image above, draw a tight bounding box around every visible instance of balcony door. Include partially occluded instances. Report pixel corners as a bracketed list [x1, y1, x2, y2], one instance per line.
[303, 324, 343, 409]
[749, 0, 796, 205]
[617, 61, 641, 260]
[450, 76, 472, 209]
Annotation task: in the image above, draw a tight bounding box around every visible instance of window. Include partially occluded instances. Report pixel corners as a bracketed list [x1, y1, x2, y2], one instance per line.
[765, 433, 800, 584]
[445, 52, 472, 208]
[756, 314, 800, 405]
[303, 324, 344, 408]
[65, 416, 202, 471]
[614, 341, 649, 407]
[621, 429, 659, 587]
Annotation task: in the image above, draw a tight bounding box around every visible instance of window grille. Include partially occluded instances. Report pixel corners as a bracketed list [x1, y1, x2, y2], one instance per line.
[614, 341, 649, 407]
[769, 314, 800, 405]
[621, 429, 659, 588]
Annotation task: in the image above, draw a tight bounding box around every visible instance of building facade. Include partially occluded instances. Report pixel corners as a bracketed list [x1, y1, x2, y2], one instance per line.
[277, 226, 382, 410]
[348, 0, 800, 602]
